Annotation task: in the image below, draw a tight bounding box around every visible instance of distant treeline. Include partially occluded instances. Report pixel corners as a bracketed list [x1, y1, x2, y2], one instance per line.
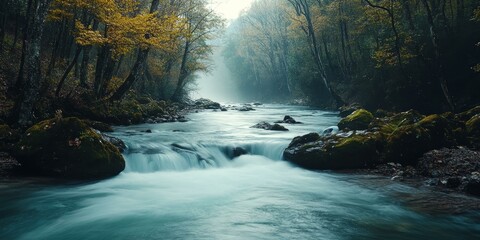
[224, 0, 480, 112]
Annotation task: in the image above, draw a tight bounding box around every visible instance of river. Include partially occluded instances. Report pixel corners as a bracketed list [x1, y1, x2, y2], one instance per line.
[1, 104, 479, 239]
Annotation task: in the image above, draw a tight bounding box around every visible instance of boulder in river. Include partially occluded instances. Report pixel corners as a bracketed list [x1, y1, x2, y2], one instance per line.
[237, 105, 255, 112]
[275, 115, 302, 124]
[194, 98, 221, 110]
[284, 132, 380, 170]
[13, 117, 125, 179]
[251, 122, 289, 131]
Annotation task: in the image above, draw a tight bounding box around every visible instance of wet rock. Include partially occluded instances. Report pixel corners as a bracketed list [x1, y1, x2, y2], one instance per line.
[322, 126, 339, 136]
[237, 106, 255, 112]
[85, 120, 114, 132]
[284, 132, 380, 170]
[0, 152, 21, 178]
[233, 147, 248, 158]
[418, 147, 480, 195]
[253, 102, 263, 106]
[13, 117, 125, 179]
[251, 122, 288, 131]
[221, 107, 228, 112]
[97, 131, 127, 153]
[275, 115, 302, 124]
[194, 98, 221, 109]
[270, 124, 289, 131]
[338, 109, 373, 131]
[338, 103, 362, 118]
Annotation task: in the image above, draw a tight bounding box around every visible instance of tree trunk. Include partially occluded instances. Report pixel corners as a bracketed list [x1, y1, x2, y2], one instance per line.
[55, 46, 82, 97]
[14, 0, 33, 92]
[46, 19, 65, 77]
[110, 49, 149, 101]
[170, 41, 190, 102]
[14, 0, 52, 127]
[421, 0, 455, 111]
[12, 13, 19, 49]
[0, 4, 7, 52]
[79, 21, 98, 88]
[93, 25, 109, 98]
[109, 0, 159, 101]
[287, 0, 344, 107]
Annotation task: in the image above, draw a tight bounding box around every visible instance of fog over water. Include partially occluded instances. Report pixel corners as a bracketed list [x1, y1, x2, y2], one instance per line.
[192, 46, 242, 103]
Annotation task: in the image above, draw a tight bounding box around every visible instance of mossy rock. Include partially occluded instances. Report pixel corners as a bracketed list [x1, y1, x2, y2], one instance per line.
[338, 109, 374, 131]
[418, 113, 465, 146]
[466, 114, 480, 149]
[458, 106, 480, 121]
[339, 103, 361, 118]
[14, 117, 125, 179]
[284, 132, 380, 170]
[85, 120, 114, 132]
[370, 110, 424, 133]
[384, 124, 431, 165]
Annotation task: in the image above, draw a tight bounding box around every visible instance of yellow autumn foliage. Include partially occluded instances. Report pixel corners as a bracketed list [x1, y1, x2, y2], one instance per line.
[49, 0, 182, 59]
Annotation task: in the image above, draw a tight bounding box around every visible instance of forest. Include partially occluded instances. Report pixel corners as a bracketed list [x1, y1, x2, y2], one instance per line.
[1, 1, 480, 239]
[224, 0, 480, 112]
[0, 0, 478, 127]
[0, 0, 224, 127]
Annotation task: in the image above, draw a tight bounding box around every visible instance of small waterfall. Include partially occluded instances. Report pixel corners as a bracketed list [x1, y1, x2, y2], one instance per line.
[122, 140, 289, 173]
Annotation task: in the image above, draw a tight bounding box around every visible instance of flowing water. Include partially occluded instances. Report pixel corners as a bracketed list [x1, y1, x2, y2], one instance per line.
[1, 104, 480, 239]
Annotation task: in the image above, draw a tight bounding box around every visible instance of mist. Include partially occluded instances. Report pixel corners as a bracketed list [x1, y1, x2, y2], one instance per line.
[191, 46, 241, 103]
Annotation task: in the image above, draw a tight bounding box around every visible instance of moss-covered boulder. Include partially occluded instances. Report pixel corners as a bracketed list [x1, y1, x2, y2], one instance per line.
[339, 103, 361, 118]
[338, 109, 374, 131]
[285, 107, 473, 171]
[284, 132, 380, 170]
[14, 117, 125, 179]
[384, 113, 464, 165]
[384, 124, 431, 165]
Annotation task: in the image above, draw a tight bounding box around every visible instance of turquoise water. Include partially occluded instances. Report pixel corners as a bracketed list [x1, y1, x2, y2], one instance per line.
[1, 104, 479, 239]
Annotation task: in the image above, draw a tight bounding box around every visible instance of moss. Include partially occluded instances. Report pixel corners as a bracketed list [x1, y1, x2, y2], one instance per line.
[284, 132, 380, 170]
[466, 114, 480, 149]
[338, 109, 374, 130]
[14, 117, 125, 179]
[458, 106, 480, 121]
[466, 114, 480, 136]
[419, 114, 465, 146]
[384, 124, 432, 165]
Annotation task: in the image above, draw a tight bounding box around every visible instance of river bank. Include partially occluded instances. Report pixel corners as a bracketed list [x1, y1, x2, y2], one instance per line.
[284, 105, 480, 197]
